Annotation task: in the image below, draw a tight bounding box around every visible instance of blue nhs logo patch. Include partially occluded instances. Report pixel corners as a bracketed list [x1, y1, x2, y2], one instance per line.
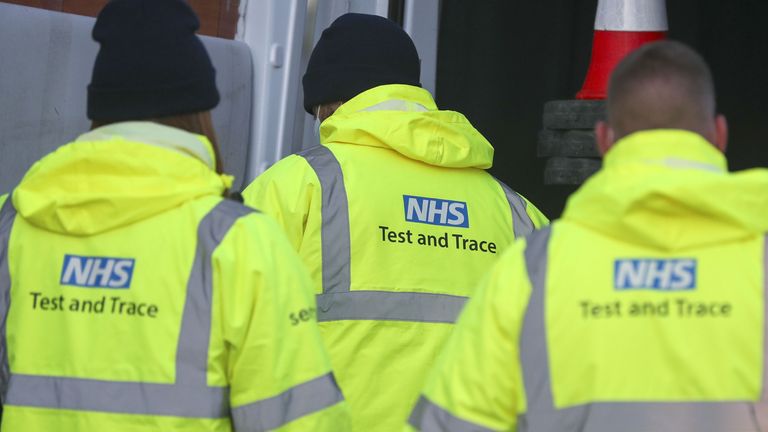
[404, 195, 469, 228]
[60, 255, 135, 289]
[614, 258, 696, 291]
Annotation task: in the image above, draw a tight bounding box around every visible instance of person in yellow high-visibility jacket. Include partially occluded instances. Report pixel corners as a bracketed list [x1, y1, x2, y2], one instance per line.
[242, 13, 547, 432]
[0, 1, 350, 430]
[408, 41, 768, 432]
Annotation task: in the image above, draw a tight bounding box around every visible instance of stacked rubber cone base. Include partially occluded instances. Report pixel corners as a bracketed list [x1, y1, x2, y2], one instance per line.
[539, 100, 605, 184]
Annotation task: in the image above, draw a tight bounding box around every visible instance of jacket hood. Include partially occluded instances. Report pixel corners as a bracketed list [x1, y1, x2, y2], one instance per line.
[563, 129, 768, 251]
[319, 84, 494, 169]
[13, 122, 232, 236]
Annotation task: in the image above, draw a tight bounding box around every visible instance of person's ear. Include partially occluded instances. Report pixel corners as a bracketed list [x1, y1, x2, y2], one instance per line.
[595, 121, 616, 156]
[713, 114, 728, 152]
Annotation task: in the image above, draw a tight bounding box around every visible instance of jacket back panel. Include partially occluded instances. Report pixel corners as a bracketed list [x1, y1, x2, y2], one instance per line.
[2, 196, 235, 431]
[544, 221, 763, 408]
[321, 143, 516, 431]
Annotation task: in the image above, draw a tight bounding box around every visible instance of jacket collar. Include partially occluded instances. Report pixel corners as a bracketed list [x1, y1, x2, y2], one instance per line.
[332, 84, 437, 116]
[603, 129, 726, 174]
[561, 129, 768, 251]
[77, 121, 218, 170]
[318, 84, 495, 169]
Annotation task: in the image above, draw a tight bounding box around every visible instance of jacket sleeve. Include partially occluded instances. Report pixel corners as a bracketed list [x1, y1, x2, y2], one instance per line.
[406, 240, 533, 432]
[212, 212, 351, 432]
[241, 156, 320, 252]
[0, 194, 7, 209]
[495, 178, 549, 237]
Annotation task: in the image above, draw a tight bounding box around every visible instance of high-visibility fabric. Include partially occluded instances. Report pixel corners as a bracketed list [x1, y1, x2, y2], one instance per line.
[410, 130, 768, 431]
[243, 84, 547, 432]
[0, 122, 351, 431]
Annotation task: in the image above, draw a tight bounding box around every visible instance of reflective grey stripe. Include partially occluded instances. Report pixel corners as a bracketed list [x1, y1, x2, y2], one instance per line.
[408, 395, 494, 432]
[176, 200, 253, 386]
[0, 197, 16, 402]
[494, 178, 535, 238]
[518, 227, 764, 432]
[6, 374, 228, 418]
[232, 373, 343, 431]
[526, 401, 762, 432]
[316, 291, 466, 323]
[518, 227, 560, 432]
[362, 100, 430, 112]
[3, 200, 253, 418]
[299, 145, 351, 294]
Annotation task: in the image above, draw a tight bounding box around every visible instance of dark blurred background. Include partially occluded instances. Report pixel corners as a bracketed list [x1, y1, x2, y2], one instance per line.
[436, 0, 768, 218]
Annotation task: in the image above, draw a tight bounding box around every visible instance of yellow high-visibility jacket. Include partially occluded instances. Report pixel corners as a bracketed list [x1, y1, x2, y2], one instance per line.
[242, 84, 548, 432]
[0, 122, 351, 432]
[409, 130, 768, 432]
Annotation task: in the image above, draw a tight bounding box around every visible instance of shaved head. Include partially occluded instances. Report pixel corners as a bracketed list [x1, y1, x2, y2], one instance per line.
[606, 41, 719, 141]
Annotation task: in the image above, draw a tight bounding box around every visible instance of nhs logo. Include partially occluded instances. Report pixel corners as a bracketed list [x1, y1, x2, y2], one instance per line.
[60, 255, 135, 289]
[404, 195, 469, 228]
[614, 258, 696, 291]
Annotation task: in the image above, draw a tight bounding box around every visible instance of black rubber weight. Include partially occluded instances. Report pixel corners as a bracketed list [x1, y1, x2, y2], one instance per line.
[538, 130, 599, 157]
[544, 157, 602, 185]
[542, 100, 606, 130]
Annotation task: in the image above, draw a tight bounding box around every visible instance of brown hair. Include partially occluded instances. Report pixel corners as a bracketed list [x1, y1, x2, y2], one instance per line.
[91, 111, 223, 173]
[607, 41, 716, 140]
[315, 101, 345, 122]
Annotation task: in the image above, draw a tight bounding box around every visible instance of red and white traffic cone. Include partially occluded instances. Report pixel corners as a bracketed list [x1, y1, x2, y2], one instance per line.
[576, 0, 668, 100]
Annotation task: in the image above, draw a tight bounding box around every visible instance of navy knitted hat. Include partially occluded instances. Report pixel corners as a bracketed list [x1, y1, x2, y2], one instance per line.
[87, 0, 219, 121]
[302, 13, 421, 115]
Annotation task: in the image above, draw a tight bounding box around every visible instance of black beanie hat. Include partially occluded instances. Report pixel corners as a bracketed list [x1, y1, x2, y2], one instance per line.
[302, 13, 421, 114]
[87, 0, 219, 121]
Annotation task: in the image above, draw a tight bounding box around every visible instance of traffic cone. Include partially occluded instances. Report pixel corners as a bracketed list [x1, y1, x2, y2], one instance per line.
[575, 0, 668, 100]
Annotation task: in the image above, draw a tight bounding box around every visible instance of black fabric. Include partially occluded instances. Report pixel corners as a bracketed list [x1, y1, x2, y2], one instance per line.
[302, 13, 421, 114]
[87, 0, 219, 121]
[227, 191, 244, 203]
